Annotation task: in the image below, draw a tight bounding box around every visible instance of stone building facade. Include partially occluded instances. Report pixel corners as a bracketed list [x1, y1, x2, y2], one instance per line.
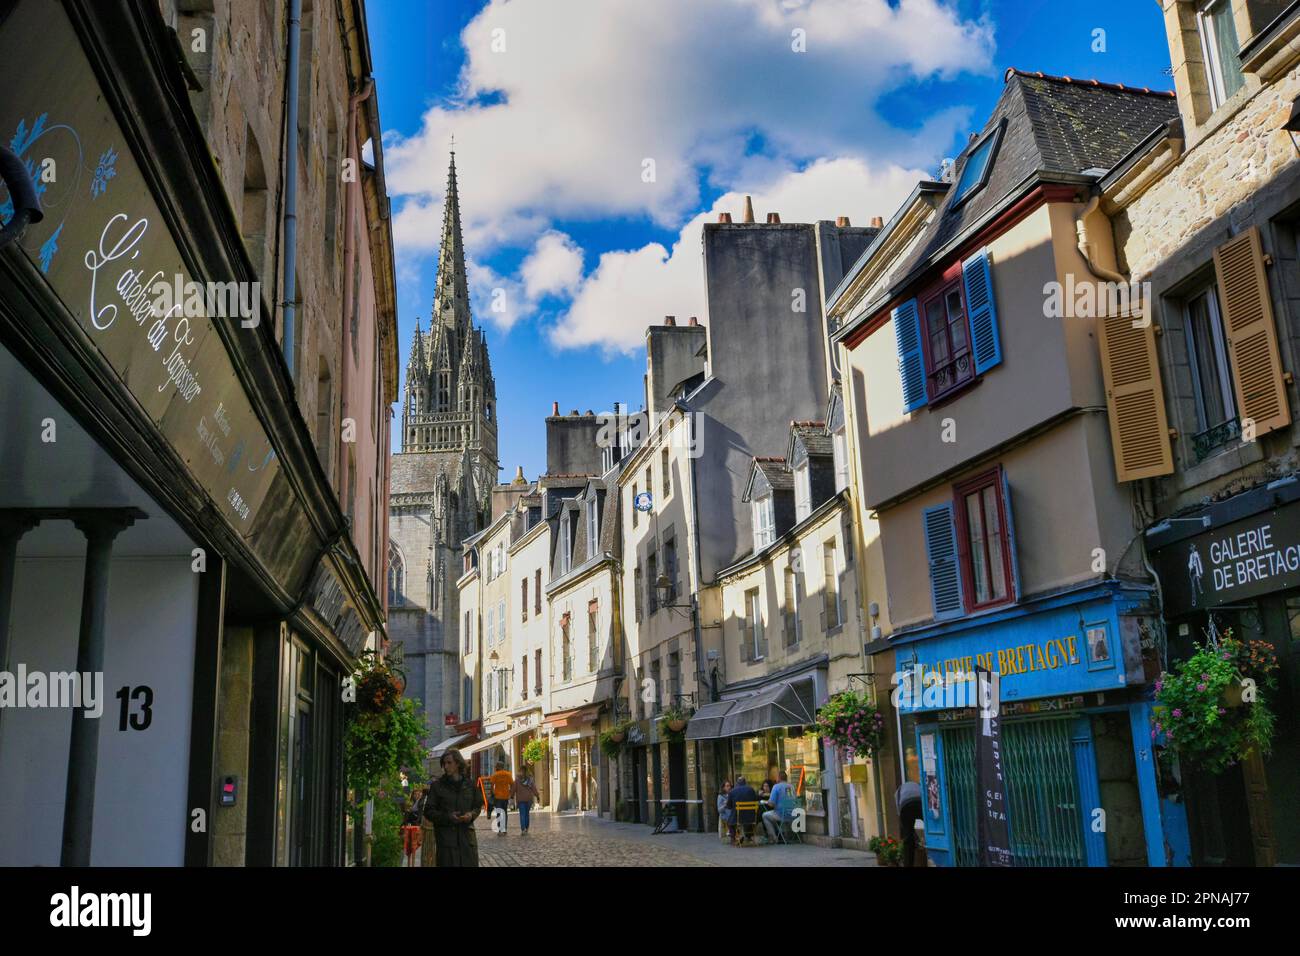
[389, 153, 498, 742]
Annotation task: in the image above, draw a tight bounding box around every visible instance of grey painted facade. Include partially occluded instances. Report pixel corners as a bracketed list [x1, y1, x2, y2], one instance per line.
[690, 220, 873, 581]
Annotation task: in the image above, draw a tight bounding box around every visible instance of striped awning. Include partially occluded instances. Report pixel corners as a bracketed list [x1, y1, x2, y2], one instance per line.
[459, 723, 531, 758]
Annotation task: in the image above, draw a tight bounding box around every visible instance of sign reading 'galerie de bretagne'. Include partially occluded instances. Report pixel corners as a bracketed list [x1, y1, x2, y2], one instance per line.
[1151, 504, 1300, 614]
[0, 0, 281, 543]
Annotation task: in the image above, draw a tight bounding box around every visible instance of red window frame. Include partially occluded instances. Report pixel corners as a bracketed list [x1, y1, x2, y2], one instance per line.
[952, 466, 1014, 612]
[919, 263, 975, 402]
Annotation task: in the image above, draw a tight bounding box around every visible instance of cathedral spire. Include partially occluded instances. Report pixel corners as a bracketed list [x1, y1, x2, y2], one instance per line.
[433, 151, 471, 335]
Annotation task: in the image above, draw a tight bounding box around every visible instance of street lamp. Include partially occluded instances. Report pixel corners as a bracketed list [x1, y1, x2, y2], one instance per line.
[655, 573, 691, 611]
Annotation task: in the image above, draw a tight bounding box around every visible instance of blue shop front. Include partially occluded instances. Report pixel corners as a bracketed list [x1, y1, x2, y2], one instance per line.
[888, 581, 1187, 867]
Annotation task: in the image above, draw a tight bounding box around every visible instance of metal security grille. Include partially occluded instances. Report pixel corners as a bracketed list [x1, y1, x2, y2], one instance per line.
[941, 717, 1086, 867]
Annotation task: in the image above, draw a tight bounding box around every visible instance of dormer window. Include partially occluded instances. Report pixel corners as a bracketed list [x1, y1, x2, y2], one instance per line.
[1197, 0, 1244, 110]
[832, 426, 849, 494]
[794, 462, 812, 522]
[560, 512, 573, 575]
[587, 491, 599, 557]
[753, 495, 775, 550]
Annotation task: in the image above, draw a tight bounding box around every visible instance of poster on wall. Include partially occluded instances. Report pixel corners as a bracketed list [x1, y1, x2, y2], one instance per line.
[975, 668, 1013, 867]
[921, 733, 940, 821]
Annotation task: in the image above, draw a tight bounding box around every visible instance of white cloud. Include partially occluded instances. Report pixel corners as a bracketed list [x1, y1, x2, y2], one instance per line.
[521, 231, 584, 300]
[549, 157, 927, 354]
[384, 0, 994, 256]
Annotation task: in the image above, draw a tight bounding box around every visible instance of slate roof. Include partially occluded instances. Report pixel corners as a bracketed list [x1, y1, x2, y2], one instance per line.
[884, 69, 1179, 293]
[790, 421, 833, 458]
[752, 456, 793, 493]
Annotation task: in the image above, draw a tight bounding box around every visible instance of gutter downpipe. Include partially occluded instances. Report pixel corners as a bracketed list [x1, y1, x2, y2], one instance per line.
[281, 0, 303, 379]
[685, 403, 709, 832]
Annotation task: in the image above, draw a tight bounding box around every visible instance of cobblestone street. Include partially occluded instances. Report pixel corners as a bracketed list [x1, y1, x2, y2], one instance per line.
[472, 811, 876, 867]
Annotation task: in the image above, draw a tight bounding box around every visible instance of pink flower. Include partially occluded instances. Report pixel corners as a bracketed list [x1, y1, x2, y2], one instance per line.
[1196, 683, 1207, 692]
[1172, 708, 1183, 718]
[1154, 680, 1163, 693]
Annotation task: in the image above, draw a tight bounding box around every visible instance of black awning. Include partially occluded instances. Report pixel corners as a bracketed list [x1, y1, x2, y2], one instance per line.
[718, 678, 817, 738]
[684, 700, 736, 740]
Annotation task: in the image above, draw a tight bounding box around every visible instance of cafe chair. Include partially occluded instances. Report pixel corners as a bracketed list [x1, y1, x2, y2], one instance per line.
[773, 794, 801, 845]
[734, 801, 760, 846]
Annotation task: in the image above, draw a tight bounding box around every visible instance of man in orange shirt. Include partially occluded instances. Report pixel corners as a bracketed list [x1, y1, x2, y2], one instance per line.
[489, 761, 515, 834]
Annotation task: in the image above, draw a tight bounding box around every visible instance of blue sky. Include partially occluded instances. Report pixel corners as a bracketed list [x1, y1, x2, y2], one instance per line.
[366, 0, 1174, 480]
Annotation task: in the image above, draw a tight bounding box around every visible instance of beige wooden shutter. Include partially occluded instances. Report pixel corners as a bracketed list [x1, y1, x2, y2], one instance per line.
[1097, 302, 1174, 482]
[1213, 226, 1291, 438]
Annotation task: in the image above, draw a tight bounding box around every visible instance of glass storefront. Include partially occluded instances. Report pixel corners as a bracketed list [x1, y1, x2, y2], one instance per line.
[726, 726, 824, 814]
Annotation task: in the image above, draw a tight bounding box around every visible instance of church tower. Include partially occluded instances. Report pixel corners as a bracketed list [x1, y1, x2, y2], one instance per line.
[389, 151, 498, 743]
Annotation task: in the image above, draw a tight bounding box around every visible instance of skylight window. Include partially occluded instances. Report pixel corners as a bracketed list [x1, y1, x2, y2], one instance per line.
[951, 125, 1002, 206]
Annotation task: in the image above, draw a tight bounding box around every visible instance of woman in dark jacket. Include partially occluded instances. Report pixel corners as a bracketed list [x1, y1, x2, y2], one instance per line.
[423, 748, 482, 867]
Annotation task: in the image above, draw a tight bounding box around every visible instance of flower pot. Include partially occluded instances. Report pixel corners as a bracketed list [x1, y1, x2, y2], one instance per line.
[609, 731, 625, 743]
[666, 719, 688, 732]
[1223, 682, 1245, 708]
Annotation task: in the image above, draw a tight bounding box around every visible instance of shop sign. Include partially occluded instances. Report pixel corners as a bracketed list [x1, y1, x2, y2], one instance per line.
[894, 596, 1133, 713]
[0, 2, 280, 551]
[974, 669, 1012, 867]
[1150, 504, 1300, 614]
[307, 560, 367, 656]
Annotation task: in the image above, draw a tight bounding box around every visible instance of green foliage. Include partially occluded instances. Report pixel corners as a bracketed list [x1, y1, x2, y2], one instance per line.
[344, 652, 431, 831]
[812, 690, 885, 759]
[869, 834, 904, 866]
[599, 721, 634, 758]
[1154, 632, 1278, 775]
[657, 706, 689, 742]
[368, 779, 405, 868]
[521, 737, 548, 767]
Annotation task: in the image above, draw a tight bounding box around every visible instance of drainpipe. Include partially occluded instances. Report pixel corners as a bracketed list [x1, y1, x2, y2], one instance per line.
[281, 0, 303, 379]
[340, 77, 375, 484]
[1075, 195, 1128, 284]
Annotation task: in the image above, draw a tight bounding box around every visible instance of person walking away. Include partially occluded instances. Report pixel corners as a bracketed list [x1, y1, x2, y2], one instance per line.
[513, 770, 540, 833]
[896, 782, 923, 868]
[489, 761, 515, 833]
[762, 771, 794, 843]
[401, 788, 425, 867]
[424, 748, 482, 867]
[717, 780, 735, 844]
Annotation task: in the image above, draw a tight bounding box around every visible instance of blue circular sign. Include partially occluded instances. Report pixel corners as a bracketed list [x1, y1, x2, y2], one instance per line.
[634, 491, 654, 513]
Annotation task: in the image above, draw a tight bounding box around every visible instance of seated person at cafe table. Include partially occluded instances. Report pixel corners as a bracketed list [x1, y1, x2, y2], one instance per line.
[762, 771, 794, 843]
[727, 776, 760, 845]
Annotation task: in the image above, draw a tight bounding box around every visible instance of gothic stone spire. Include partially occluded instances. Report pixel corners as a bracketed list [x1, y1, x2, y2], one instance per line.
[433, 151, 471, 336]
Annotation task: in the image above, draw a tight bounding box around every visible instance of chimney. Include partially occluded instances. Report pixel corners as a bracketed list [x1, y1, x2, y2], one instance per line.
[688, 316, 698, 326]
[551, 401, 559, 416]
[870, 216, 884, 228]
[717, 211, 732, 223]
[836, 216, 850, 227]
[665, 315, 676, 326]
[766, 212, 780, 224]
[742, 195, 755, 223]
[570, 409, 580, 416]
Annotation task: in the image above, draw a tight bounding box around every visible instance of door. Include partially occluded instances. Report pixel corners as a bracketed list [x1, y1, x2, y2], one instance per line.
[631, 747, 647, 824]
[668, 740, 687, 825]
[941, 717, 1088, 866]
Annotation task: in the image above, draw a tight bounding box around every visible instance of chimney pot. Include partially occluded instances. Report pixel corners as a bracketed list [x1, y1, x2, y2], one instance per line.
[552, 401, 559, 416]
[718, 211, 732, 223]
[836, 216, 850, 227]
[742, 195, 755, 223]
[570, 409, 580, 417]
[665, 315, 676, 326]
[766, 212, 781, 224]
[870, 216, 884, 228]
[688, 316, 698, 326]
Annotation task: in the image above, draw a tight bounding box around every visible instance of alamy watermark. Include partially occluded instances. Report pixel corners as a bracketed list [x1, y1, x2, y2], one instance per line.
[0, 665, 103, 718]
[595, 409, 702, 458]
[1044, 275, 1153, 327]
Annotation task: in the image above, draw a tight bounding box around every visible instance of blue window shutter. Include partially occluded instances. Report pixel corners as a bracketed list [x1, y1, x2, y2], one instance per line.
[963, 248, 1002, 374]
[922, 503, 963, 619]
[1000, 469, 1021, 602]
[893, 298, 927, 412]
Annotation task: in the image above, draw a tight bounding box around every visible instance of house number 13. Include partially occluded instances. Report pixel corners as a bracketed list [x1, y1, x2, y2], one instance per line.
[116, 685, 154, 731]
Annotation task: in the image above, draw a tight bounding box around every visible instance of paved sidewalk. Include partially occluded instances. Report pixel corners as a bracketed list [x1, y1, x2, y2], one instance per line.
[474, 810, 877, 867]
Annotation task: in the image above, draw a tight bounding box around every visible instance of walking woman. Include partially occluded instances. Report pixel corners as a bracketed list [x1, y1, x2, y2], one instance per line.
[513, 769, 541, 834]
[401, 787, 425, 867]
[423, 748, 482, 867]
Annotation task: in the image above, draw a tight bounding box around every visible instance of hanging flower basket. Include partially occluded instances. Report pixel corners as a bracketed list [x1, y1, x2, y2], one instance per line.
[521, 737, 549, 767]
[659, 706, 690, 741]
[811, 690, 886, 759]
[1153, 631, 1278, 775]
